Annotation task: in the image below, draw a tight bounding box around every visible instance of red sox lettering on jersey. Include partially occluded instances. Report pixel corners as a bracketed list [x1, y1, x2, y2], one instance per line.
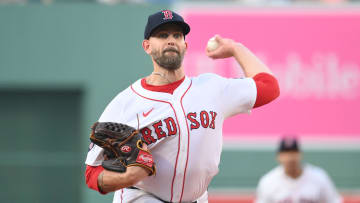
[187, 111, 217, 130]
[141, 110, 217, 145]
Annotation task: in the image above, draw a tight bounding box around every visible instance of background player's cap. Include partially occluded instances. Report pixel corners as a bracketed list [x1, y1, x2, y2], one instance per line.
[144, 10, 190, 39]
[278, 136, 300, 152]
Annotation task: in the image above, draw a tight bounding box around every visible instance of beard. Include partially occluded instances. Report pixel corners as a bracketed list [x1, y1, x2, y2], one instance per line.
[151, 47, 185, 71]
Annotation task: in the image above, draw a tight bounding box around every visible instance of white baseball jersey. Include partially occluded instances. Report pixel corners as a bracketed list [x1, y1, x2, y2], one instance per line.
[256, 164, 342, 203]
[85, 73, 257, 202]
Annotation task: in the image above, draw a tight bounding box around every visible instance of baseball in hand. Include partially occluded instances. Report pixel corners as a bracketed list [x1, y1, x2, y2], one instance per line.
[207, 37, 219, 51]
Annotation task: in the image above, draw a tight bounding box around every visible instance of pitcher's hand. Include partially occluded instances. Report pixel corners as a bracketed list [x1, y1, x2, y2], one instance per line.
[206, 35, 239, 59]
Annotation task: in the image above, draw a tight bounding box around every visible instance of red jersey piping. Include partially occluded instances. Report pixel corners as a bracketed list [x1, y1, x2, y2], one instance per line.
[141, 76, 185, 95]
[130, 85, 182, 202]
[121, 189, 123, 203]
[179, 81, 193, 202]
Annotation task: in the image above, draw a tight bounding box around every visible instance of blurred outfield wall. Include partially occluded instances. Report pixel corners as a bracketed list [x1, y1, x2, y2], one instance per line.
[0, 4, 164, 203]
[0, 3, 359, 203]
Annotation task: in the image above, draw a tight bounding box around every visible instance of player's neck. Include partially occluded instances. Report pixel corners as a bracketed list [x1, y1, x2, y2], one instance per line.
[285, 166, 303, 179]
[146, 66, 185, 86]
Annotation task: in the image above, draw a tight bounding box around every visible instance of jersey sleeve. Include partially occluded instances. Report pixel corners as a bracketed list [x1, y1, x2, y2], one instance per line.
[255, 176, 270, 203]
[318, 169, 343, 203]
[97, 89, 128, 123]
[85, 88, 130, 166]
[85, 144, 105, 166]
[253, 73, 280, 108]
[220, 76, 257, 118]
[85, 165, 106, 194]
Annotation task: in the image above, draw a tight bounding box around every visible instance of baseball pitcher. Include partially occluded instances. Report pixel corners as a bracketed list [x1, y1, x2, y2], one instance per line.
[85, 10, 280, 203]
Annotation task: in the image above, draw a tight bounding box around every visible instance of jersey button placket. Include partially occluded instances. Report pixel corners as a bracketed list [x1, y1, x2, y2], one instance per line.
[172, 99, 189, 202]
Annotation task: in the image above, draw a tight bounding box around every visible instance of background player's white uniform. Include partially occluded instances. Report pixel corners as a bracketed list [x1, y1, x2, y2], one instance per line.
[256, 164, 342, 203]
[85, 73, 257, 203]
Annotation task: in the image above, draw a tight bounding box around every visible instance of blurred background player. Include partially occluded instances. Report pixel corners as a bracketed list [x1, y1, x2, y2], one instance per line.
[255, 136, 342, 203]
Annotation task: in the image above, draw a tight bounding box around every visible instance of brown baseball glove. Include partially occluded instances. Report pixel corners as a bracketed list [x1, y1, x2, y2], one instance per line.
[90, 122, 156, 176]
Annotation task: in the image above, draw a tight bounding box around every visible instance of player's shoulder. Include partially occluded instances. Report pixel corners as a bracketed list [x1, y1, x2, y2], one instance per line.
[190, 73, 234, 89]
[103, 87, 132, 108]
[258, 165, 283, 185]
[113, 86, 133, 100]
[191, 73, 226, 82]
[98, 80, 139, 122]
[108, 80, 139, 103]
[187, 74, 226, 90]
[305, 163, 331, 181]
[303, 163, 336, 186]
[191, 73, 253, 84]
[305, 163, 327, 175]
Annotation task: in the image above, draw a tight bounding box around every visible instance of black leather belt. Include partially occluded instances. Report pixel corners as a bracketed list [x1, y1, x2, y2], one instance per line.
[128, 187, 197, 203]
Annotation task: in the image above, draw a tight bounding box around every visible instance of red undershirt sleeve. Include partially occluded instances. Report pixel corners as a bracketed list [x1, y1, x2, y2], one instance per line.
[85, 165, 107, 194]
[252, 73, 280, 108]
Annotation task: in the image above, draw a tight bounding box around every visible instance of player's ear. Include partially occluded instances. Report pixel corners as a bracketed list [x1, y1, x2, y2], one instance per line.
[185, 41, 188, 50]
[142, 39, 151, 54]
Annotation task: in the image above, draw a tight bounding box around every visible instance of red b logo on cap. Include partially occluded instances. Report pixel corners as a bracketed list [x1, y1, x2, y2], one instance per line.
[162, 10, 173, 20]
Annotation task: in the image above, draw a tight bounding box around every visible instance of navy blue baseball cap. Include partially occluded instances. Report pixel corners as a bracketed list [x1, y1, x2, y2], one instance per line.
[144, 10, 190, 39]
[278, 136, 300, 153]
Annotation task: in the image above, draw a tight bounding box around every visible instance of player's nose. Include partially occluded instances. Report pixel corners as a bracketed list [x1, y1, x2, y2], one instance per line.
[167, 41, 175, 46]
[166, 35, 177, 45]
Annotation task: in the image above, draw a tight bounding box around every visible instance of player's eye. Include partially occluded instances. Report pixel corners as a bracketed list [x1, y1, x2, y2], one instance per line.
[173, 33, 182, 39]
[158, 33, 169, 38]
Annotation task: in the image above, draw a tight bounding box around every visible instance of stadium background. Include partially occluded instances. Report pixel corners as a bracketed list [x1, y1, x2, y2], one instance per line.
[0, 1, 359, 203]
